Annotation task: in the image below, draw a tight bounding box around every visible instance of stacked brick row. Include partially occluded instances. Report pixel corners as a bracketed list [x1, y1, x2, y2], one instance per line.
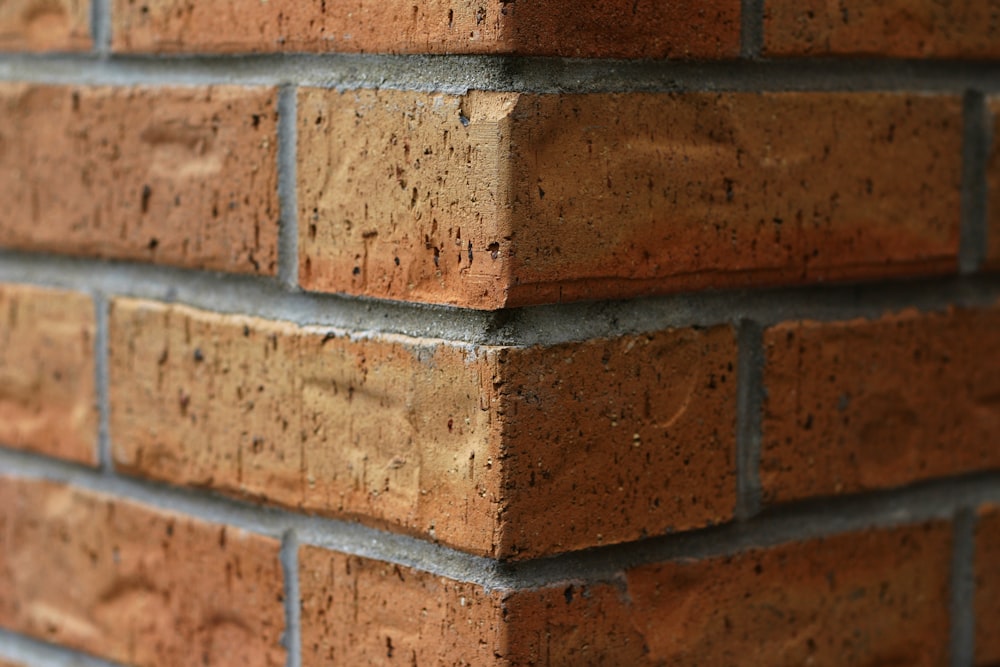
[1, 0, 999, 665]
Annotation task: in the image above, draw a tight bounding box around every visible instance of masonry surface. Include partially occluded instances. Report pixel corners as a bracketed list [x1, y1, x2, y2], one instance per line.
[0, 1, 999, 666]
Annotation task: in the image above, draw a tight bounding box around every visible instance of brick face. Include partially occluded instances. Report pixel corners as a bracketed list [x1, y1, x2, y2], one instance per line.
[761, 306, 1000, 505]
[0, 0, 91, 52]
[976, 505, 1000, 665]
[109, 299, 737, 558]
[111, 0, 739, 59]
[0, 477, 285, 667]
[298, 522, 952, 666]
[764, 0, 1000, 58]
[0, 84, 279, 275]
[299, 89, 961, 308]
[0, 285, 97, 465]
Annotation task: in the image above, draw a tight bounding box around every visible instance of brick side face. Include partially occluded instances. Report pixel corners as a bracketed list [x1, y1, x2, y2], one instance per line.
[496, 327, 738, 558]
[0, 477, 286, 667]
[298, 90, 961, 308]
[111, 0, 740, 58]
[0, 285, 96, 465]
[0, 0, 91, 52]
[764, 0, 1000, 58]
[0, 84, 279, 275]
[761, 306, 1000, 505]
[976, 506, 1000, 665]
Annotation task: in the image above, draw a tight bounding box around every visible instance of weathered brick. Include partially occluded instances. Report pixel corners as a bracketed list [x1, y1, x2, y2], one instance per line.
[299, 522, 951, 665]
[0, 84, 278, 275]
[0, 285, 96, 465]
[0, 477, 285, 667]
[299, 89, 961, 309]
[111, 0, 739, 59]
[0, 0, 90, 52]
[976, 505, 1000, 665]
[109, 299, 737, 558]
[987, 98, 1000, 270]
[762, 306, 1000, 505]
[764, 0, 1000, 58]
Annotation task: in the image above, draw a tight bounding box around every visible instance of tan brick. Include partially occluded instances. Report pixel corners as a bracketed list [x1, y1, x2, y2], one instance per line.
[987, 98, 1000, 271]
[764, 0, 1000, 58]
[0, 660, 24, 667]
[978, 506, 1000, 664]
[299, 546, 503, 666]
[762, 306, 1000, 505]
[110, 299, 736, 558]
[111, 0, 739, 59]
[0, 84, 278, 275]
[0, 477, 285, 667]
[299, 89, 961, 309]
[0, 0, 90, 52]
[300, 522, 951, 666]
[0, 285, 96, 465]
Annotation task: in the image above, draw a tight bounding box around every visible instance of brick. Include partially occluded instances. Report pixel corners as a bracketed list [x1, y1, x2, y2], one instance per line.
[493, 327, 737, 557]
[300, 522, 951, 665]
[0, 0, 90, 52]
[761, 306, 1000, 505]
[111, 0, 739, 59]
[0, 84, 278, 275]
[764, 0, 1000, 59]
[0, 285, 96, 465]
[109, 298, 736, 558]
[977, 505, 1000, 665]
[299, 546, 503, 665]
[0, 477, 285, 667]
[0, 660, 23, 667]
[299, 89, 961, 309]
[987, 98, 1000, 270]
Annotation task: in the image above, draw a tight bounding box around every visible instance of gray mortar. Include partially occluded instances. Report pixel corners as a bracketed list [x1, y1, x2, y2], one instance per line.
[277, 85, 300, 289]
[5, 447, 1000, 593]
[735, 320, 764, 520]
[1, 54, 1000, 94]
[279, 532, 302, 667]
[960, 91, 991, 275]
[740, 0, 765, 59]
[0, 628, 127, 667]
[1, 251, 1000, 347]
[950, 508, 976, 666]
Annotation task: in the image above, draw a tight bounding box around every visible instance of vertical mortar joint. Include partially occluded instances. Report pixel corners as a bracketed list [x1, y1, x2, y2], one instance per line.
[735, 319, 764, 520]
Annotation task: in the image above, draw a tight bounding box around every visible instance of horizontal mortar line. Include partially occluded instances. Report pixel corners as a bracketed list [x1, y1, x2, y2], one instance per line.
[0, 628, 127, 667]
[1, 250, 1000, 346]
[0, 447, 506, 590]
[1, 53, 1000, 93]
[505, 472, 1000, 590]
[3, 446, 1000, 593]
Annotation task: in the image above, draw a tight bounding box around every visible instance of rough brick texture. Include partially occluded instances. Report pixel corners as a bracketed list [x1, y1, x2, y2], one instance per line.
[299, 89, 961, 308]
[299, 522, 951, 666]
[761, 305, 1000, 505]
[111, 0, 739, 59]
[0, 477, 286, 667]
[976, 505, 1000, 665]
[764, 0, 1000, 58]
[0, 84, 279, 275]
[109, 298, 736, 558]
[0, 285, 96, 465]
[0, 0, 91, 52]
[988, 97, 1000, 269]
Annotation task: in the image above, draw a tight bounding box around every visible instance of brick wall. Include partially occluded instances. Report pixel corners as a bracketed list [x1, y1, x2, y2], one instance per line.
[0, 1, 998, 666]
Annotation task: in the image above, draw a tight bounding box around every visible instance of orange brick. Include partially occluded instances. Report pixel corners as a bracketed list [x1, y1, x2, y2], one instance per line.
[764, 0, 1000, 58]
[300, 522, 951, 665]
[0, 285, 96, 465]
[762, 306, 1000, 505]
[0, 660, 24, 667]
[109, 299, 736, 558]
[111, 0, 739, 59]
[987, 98, 1000, 270]
[299, 546, 503, 665]
[977, 506, 1000, 664]
[0, 0, 90, 52]
[0, 477, 285, 667]
[0, 84, 278, 275]
[299, 89, 961, 309]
